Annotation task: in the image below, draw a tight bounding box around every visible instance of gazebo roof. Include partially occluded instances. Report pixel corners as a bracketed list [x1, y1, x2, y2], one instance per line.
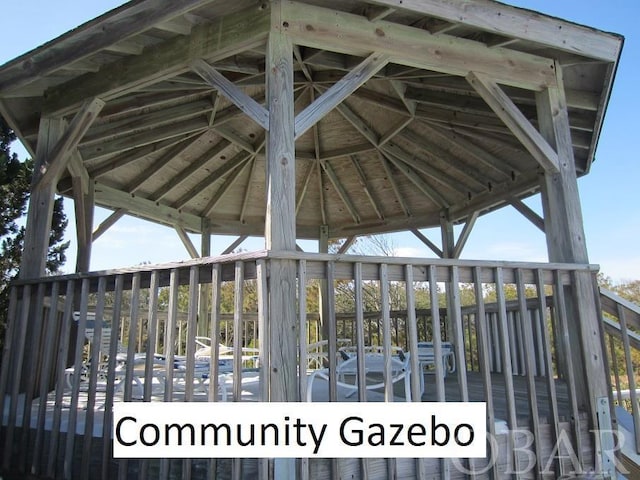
[0, 0, 623, 240]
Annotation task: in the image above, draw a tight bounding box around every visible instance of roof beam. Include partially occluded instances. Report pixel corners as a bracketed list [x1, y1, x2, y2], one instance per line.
[94, 183, 202, 232]
[467, 71, 560, 173]
[43, 3, 270, 115]
[281, 1, 557, 91]
[0, 0, 221, 94]
[364, 0, 622, 62]
[295, 53, 390, 140]
[202, 159, 250, 216]
[191, 59, 269, 130]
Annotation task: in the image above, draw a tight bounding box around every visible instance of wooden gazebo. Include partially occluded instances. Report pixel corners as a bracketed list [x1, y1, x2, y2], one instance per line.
[0, 1, 630, 479]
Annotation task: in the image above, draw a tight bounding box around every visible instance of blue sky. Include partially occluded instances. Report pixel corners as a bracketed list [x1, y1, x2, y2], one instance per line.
[1, 1, 638, 281]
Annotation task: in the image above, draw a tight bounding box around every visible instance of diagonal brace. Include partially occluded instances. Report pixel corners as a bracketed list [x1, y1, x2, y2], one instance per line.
[467, 71, 559, 173]
[192, 58, 269, 130]
[295, 52, 390, 140]
[33, 97, 105, 189]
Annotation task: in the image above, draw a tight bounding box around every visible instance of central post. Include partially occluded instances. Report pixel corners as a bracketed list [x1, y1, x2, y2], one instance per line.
[265, 2, 298, 402]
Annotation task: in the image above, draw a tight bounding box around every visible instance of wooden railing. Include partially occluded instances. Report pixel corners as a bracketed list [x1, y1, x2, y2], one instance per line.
[0, 251, 606, 479]
[599, 288, 640, 459]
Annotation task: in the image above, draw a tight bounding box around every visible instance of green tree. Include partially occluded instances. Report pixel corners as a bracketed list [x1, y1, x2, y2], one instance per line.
[0, 117, 69, 355]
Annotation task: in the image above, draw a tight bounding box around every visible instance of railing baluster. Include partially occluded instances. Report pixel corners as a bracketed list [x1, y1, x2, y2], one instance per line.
[616, 301, 640, 454]
[515, 269, 543, 475]
[473, 267, 498, 480]
[105, 275, 124, 480]
[32, 281, 61, 475]
[552, 270, 584, 468]
[81, 276, 107, 479]
[0, 286, 20, 470]
[495, 267, 521, 477]
[64, 278, 90, 479]
[47, 280, 75, 477]
[354, 262, 371, 480]
[232, 262, 244, 480]
[535, 269, 562, 478]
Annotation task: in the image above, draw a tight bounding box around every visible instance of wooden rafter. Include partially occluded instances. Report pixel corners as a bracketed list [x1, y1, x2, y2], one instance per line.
[0, 0, 219, 94]
[149, 138, 230, 202]
[423, 122, 514, 180]
[467, 72, 560, 173]
[43, 4, 271, 115]
[321, 161, 361, 224]
[382, 152, 450, 208]
[398, 129, 489, 191]
[202, 158, 251, 217]
[173, 150, 252, 209]
[126, 136, 206, 194]
[317, 161, 327, 225]
[191, 59, 269, 130]
[350, 155, 384, 221]
[295, 53, 390, 140]
[377, 152, 410, 218]
[79, 117, 209, 161]
[380, 142, 467, 198]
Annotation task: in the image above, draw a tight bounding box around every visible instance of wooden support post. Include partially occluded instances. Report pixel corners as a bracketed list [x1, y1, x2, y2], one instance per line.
[20, 118, 66, 279]
[198, 220, 212, 337]
[440, 212, 456, 343]
[318, 225, 330, 341]
[266, 4, 297, 412]
[537, 62, 610, 473]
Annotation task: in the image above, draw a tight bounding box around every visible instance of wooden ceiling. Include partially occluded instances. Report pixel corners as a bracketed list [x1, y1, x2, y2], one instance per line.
[0, 0, 623, 240]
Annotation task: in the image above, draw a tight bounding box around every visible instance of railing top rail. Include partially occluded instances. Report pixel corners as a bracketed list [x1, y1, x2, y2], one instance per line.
[600, 288, 640, 331]
[266, 250, 599, 272]
[11, 249, 270, 287]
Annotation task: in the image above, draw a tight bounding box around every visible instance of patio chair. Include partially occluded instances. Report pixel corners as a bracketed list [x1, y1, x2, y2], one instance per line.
[305, 338, 352, 369]
[415, 341, 456, 377]
[306, 348, 419, 402]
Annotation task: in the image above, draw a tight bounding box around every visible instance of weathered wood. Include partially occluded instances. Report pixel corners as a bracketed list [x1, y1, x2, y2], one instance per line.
[0, 0, 219, 93]
[73, 171, 95, 272]
[321, 160, 361, 224]
[365, 0, 622, 62]
[510, 198, 545, 232]
[20, 118, 66, 279]
[411, 228, 443, 258]
[453, 211, 478, 259]
[176, 225, 199, 258]
[282, 1, 557, 90]
[43, 4, 272, 115]
[295, 53, 389, 139]
[33, 98, 105, 189]
[222, 235, 249, 255]
[467, 72, 560, 173]
[93, 208, 127, 241]
[192, 59, 269, 129]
